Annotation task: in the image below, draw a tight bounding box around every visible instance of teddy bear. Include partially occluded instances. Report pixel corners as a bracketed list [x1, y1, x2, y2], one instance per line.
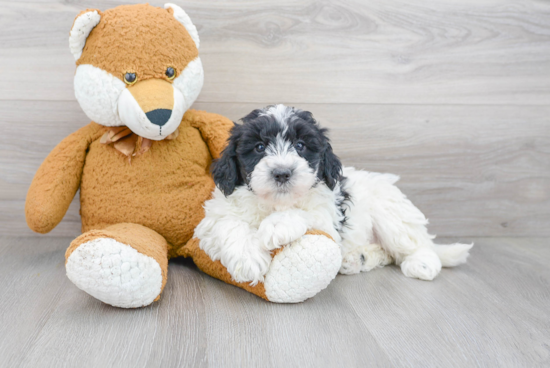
[25, 3, 342, 308]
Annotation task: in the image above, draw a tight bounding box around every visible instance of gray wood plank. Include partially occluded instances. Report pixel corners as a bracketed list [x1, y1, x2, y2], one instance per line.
[3, 100, 549, 237]
[1, 236, 549, 367]
[15, 259, 209, 368]
[0, 0, 549, 104]
[339, 237, 550, 367]
[197, 276, 392, 368]
[0, 237, 72, 367]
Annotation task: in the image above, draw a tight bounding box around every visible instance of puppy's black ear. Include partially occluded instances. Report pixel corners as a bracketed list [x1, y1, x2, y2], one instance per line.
[211, 125, 243, 196]
[240, 108, 265, 124]
[294, 109, 316, 124]
[318, 143, 342, 190]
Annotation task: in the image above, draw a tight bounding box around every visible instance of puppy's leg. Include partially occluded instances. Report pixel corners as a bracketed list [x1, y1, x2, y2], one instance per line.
[345, 169, 443, 280]
[340, 243, 393, 275]
[364, 174, 448, 280]
[400, 248, 442, 281]
[258, 209, 310, 250]
[195, 218, 271, 285]
[227, 234, 272, 285]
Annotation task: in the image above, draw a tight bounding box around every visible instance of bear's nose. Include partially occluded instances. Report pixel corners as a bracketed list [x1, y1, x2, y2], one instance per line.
[273, 168, 292, 184]
[146, 109, 172, 126]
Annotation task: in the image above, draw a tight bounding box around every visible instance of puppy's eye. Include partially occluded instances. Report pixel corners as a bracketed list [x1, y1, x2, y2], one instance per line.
[255, 143, 266, 153]
[124, 72, 137, 85]
[295, 142, 305, 151]
[165, 67, 176, 80]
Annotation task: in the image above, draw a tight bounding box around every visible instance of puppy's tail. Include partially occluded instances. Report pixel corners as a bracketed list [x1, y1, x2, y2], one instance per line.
[434, 243, 474, 267]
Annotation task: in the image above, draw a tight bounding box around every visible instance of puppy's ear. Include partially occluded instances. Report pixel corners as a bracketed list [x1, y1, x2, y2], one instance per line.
[294, 109, 316, 124]
[318, 143, 343, 190]
[240, 108, 265, 124]
[211, 125, 243, 196]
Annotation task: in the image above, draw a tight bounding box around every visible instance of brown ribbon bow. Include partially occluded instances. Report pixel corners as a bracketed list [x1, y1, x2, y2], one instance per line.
[100, 126, 179, 163]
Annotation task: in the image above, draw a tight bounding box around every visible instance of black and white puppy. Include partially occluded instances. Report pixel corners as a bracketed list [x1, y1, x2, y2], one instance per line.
[194, 105, 473, 285]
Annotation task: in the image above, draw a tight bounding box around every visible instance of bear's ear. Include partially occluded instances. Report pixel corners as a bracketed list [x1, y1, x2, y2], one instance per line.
[69, 9, 101, 61]
[164, 3, 200, 49]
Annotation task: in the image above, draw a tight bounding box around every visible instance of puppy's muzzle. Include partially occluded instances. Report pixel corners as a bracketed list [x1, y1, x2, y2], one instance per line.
[273, 168, 292, 184]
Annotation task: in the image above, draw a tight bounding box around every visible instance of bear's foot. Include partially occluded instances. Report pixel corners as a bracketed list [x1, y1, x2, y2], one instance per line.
[185, 230, 342, 303]
[66, 237, 163, 308]
[264, 232, 342, 303]
[66, 223, 169, 308]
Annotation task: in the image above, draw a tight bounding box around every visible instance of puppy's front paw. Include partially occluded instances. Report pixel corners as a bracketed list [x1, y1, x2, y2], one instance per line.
[228, 245, 272, 285]
[259, 211, 308, 251]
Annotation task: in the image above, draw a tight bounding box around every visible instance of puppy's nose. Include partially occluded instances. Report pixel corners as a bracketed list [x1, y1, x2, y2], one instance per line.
[146, 109, 172, 127]
[273, 168, 292, 184]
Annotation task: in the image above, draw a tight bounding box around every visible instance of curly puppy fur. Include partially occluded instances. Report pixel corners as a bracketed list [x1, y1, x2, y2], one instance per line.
[195, 105, 473, 283]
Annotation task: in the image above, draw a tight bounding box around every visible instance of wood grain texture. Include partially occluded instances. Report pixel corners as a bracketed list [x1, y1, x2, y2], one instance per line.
[1, 236, 549, 367]
[0, 0, 549, 104]
[2, 100, 549, 237]
[0, 0, 549, 236]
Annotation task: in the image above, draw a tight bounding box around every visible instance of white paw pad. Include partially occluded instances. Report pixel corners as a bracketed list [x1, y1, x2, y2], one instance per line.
[264, 234, 342, 303]
[66, 238, 163, 308]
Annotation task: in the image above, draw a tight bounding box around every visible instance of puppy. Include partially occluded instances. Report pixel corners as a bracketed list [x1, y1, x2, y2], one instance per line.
[194, 105, 473, 285]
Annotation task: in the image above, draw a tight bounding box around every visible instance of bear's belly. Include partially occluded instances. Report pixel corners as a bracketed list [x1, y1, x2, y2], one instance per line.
[80, 126, 214, 252]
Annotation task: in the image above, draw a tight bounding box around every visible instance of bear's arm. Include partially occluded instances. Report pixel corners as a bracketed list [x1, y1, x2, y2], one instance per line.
[25, 122, 105, 234]
[186, 110, 234, 160]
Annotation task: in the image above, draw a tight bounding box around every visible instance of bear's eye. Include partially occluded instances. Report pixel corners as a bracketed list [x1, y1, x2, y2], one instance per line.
[124, 72, 137, 85]
[165, 67, 176, 80]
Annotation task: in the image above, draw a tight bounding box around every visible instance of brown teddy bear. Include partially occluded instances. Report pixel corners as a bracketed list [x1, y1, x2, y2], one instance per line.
[25, 3, 341, 308]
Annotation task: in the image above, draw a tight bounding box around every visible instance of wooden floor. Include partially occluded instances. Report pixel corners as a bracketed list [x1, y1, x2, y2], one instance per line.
[1, 0, 550, 367]
[0, 236, 549, 368]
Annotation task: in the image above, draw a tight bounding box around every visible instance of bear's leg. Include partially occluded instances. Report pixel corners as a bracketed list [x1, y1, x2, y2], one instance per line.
[182, 230, 341, 303]
[65, 223, 168, 308]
